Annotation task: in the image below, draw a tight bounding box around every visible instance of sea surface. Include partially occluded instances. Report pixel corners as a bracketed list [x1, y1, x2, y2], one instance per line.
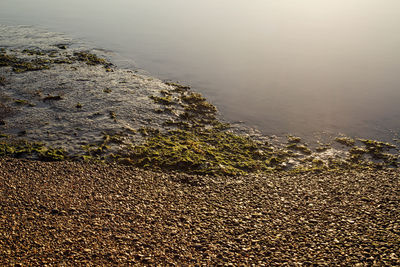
[1, 0, 400, 141]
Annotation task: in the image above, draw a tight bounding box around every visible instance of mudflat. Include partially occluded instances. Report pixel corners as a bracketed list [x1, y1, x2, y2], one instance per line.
[0, 158, 399, 265]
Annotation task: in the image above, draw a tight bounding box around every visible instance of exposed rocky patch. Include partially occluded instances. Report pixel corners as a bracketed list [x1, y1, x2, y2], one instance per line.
[0, 25, 399, 175]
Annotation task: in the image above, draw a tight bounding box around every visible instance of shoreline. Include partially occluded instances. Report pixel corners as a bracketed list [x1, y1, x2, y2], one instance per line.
[0, 24, 399, 175]
[1, 24, 399, 265]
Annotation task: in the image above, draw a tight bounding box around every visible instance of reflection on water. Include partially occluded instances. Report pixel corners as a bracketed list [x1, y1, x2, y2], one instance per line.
[1, 0, 400, 140]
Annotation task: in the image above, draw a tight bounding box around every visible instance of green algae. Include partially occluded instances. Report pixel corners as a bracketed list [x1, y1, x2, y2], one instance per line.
[22, 49, 46, 56]
[181, 92, 206, 104]
[125, 127, 281, 176]
[0, 52, 17, 67]
[356, 139, 398, 163]
[150, 85, 219, 129]
[102, 133, 124, 144]
[286, 143, 312, 155]
[13, 61, 50, 73]
[349, 146, 368, 155]
[358, 138, 396, 151]
[81, 143, 110, 158]
[1, 50, 52, 73]
[347, 146, 367, 162]
[52, 58, 74, 64]
[287, 135, 302, 144]
[0, 140, 66, 161]
[183, 98, 217, 115]
[150, 95, 174, 105]
[286, 136, 312, 155]
[335, 137, 355, 147]
[14, 99, 35, 107]
[1, 49, 109, 74]
[78, 133, 127, 162]
[315, 143, 331, 152]
[180, 92, 217, 119]
[312, 158, 325, 167]
[160, 89, 172, 96]
[341, 138, 399, 167]
[14, 99, 29, 105]
[165, 82, 190, 93]
[73, 52, 112, 68]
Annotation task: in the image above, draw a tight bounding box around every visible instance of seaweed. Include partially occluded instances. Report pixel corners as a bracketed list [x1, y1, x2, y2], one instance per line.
[315, 145, 331, 152]
[150, 95, 174, 105]
[165, 82, 190, 93]
[335, 137, 355, 147]
[122, 126, 286, 176]
[12, 60, 50, 73]
[14, 99, 30, 105]
[1, 49, 113, 74]
[0, 51, 51, 73]
[0, 52, 17, 67]
[22, 49, 45, 56]
[286, 143, 312, 155]
[73, 51, 112, 68]
[357, 139, 398, 164]
[81, 143, 109, 157]
[287, 135, 301, 144]
[13, 99, 35, 107]
[0, 140, 66, 161]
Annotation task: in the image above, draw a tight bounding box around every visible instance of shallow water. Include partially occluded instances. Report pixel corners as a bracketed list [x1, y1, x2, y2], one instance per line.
[1, 0, 400, 141]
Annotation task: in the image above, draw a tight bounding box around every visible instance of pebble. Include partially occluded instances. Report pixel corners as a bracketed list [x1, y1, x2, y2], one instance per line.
[0, 158, 399, 265]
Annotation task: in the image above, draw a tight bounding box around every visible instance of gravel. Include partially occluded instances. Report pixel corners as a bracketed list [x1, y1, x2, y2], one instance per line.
[0, 158, 399, 265]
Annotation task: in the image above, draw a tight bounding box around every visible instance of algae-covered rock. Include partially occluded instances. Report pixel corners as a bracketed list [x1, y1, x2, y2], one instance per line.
[0, 25, 398, 176]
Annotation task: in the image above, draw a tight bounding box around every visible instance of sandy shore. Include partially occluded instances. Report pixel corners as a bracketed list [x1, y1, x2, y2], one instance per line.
[0, 158, 399, 265]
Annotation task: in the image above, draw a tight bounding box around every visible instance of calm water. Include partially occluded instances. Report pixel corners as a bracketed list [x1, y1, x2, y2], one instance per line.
[1, 0, 400, 140]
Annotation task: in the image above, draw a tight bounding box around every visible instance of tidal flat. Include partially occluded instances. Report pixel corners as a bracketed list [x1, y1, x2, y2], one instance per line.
[0, 25, 399, 176]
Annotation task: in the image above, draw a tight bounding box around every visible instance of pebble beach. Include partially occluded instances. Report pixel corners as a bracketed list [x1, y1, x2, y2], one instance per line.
[1, 25, 399, 265]
[1, 158, 399, 265]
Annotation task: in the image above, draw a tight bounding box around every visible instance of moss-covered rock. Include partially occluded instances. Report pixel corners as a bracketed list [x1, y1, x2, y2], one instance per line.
[124, 127, 281, 176]
[0, 140, 66, 161]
